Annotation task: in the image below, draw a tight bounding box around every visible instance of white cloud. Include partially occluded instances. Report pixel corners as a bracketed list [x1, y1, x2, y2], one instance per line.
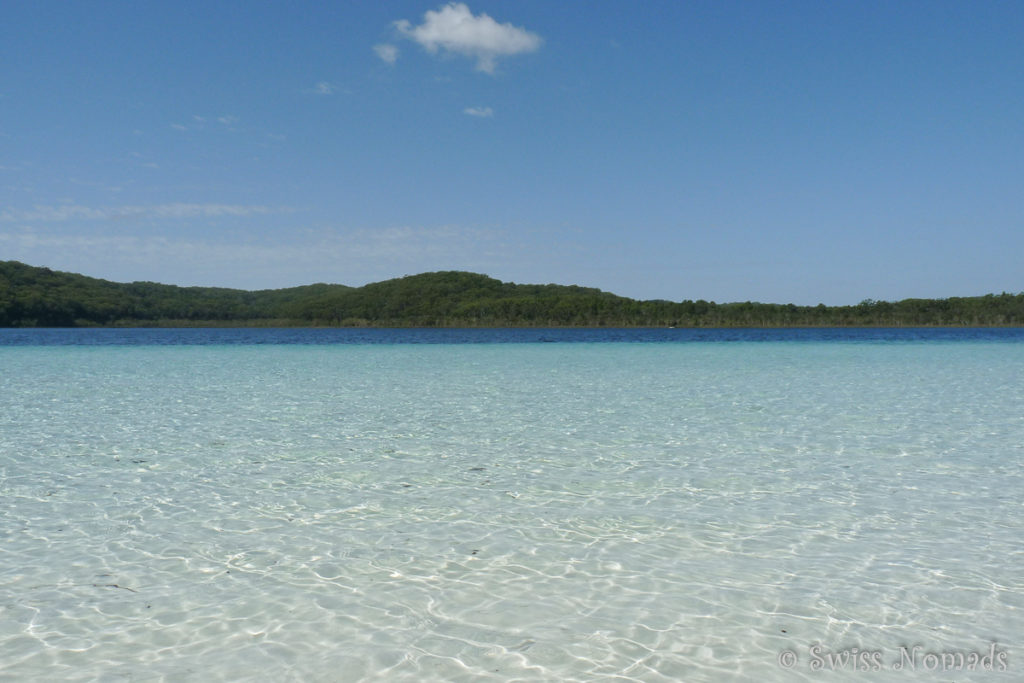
[374, 43, 399, 65]
[313, 81, 335, 95]
[463, 106, 493, 118]
[395, 2, 541, 74]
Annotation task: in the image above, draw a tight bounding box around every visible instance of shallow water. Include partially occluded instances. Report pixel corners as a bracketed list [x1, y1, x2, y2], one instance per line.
[1, 329, 1021, 681]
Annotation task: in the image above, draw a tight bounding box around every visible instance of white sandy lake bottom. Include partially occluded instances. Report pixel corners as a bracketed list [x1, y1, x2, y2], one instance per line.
[1, 342, 1022, 681]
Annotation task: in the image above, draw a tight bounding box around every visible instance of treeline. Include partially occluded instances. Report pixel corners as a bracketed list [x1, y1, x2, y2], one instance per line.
[1, 260, 1022, 328]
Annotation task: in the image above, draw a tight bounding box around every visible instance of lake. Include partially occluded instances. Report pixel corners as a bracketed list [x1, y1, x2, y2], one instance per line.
[1, 328, 1021, 681]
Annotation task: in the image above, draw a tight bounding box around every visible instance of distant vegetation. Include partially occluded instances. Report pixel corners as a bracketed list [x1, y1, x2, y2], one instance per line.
[1, 260, 1022, 328]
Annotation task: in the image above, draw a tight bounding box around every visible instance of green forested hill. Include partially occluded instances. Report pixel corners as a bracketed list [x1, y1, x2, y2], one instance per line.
[1, 260, 1022, 327]
[0, 261, 351, 326]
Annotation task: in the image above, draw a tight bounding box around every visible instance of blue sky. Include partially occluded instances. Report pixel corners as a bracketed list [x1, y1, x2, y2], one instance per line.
[2, 1, 1021, 304]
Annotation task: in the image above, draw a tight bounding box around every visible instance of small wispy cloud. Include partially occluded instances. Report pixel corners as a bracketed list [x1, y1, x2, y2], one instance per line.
[313, 81, 335, 95]
[394, 2, 541, 74]
[0, 224, 513, 289]
[463, 106, 493, 118]
[374, 43, 399, 65]
[0, 203, 284, 223]
[170, 116, 237, 131]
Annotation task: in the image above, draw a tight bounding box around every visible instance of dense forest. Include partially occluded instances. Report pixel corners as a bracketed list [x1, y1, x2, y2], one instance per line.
[1, 260, 1022, 328]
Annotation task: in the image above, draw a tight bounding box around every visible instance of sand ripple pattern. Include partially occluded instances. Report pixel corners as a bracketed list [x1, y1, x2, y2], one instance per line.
[1, 341, 1022, 681]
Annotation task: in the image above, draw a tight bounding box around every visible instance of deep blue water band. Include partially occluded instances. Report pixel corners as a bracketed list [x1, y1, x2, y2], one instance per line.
[2, 327, 1024, 346]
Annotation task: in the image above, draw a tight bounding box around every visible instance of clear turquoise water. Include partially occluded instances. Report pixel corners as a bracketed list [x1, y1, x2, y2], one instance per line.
[1, 332, 1022, 681]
